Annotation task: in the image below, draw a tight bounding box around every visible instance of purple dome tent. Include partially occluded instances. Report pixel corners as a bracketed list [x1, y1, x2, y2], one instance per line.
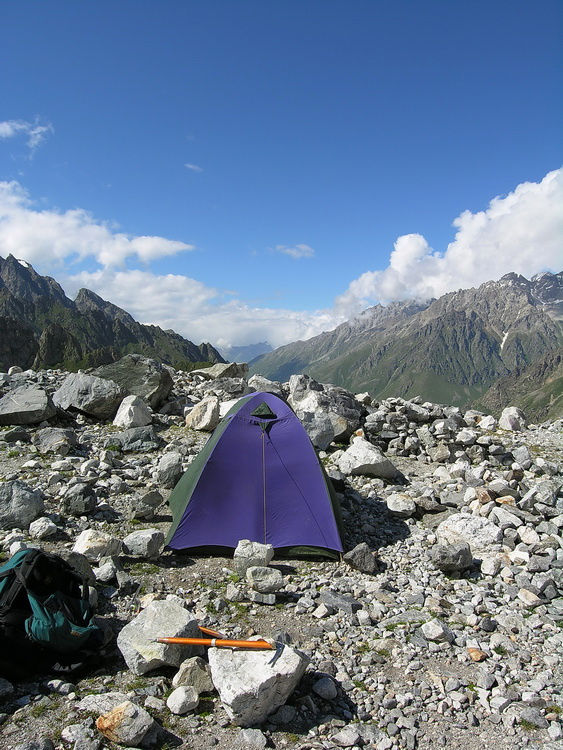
[165, 392, 343, 558]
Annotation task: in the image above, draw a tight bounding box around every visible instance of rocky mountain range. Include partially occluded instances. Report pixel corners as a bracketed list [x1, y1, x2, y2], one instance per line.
[0, 254, 224, 372]
[251, 272, 563, 421]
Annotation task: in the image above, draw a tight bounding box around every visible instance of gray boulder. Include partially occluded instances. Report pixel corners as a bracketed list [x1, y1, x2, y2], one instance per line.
[33, 427, 78, 455]
[201, 378, 253, 401]
[185, 396, 220, 431]
[343, 542, 377, 574]
[116, 600, 201, 675]
[122, 528, 164, 558]
[62, 482, 97, 516]
[430, 542, 473, 573]
[319, 589, 361, 614]
[156, 451, 183, 488]
[73, 529, 122, 562]
[386, 492, 417, 518]
[0, 480, 44, 530]
[313, 676, 338, 699]
[421, 618, 455, 643]
[95, 700, 155, 746]
[192, 362, 249, 380]
[0, 677, 14, 698]
[106, 426, 161, 452]
[113, 395, 153, 428]
[436, 513, 502, 555]
[236, 728, 268, 750]
[246, 566, 283, 593]
[335, 437, 399, 479]
[208, 643, 309, 726]
[172, 655, 214, 692]
[233, 540, 274, 575]
[0, 386, 56, 425]
[288, 374, 363, 440]
[53, 373, 125, 420]
[247, 374, 283, 395]
[298, 410, 335, 450]
[94, 354, 173, 409]
[0, 426, 31, 443]
[29, 516, 58, 539]
[130, 489, 163, 520]
[499, 406, 526, 431]
[77, 692, 130, 714]
[166, 686, 199, 715]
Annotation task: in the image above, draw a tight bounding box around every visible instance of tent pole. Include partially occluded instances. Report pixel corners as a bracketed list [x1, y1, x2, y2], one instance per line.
[262, 431, 267, 544]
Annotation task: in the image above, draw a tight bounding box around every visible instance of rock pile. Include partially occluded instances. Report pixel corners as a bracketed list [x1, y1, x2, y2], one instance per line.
[0, 358, 561, 750]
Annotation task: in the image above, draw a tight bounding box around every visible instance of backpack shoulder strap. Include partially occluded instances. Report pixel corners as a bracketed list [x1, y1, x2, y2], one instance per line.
[0, 549, 44, 610]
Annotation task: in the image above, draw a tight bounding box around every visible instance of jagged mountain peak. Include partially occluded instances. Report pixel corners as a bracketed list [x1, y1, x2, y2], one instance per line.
[0, 253, 71, 306]
[498, 271, 530, 285]
[0, 255, 224, 370]
[74, 287, 136, 325]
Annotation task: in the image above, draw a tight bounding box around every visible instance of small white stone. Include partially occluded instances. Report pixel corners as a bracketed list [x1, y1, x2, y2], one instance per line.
[166, 686, 199, 715]
[421, 619, 454, 643]
[480, 557, 502, 576]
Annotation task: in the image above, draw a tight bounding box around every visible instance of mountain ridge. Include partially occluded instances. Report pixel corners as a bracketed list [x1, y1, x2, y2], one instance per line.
[251, 271, 563, 420]
[0, 254, 224, 371]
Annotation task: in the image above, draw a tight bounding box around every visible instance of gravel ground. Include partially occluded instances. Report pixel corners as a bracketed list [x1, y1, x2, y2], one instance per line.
[0, 368, 561, 750]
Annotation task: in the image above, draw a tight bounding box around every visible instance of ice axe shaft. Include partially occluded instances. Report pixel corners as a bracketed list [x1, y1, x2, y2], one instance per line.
[155, 636, 274, 650]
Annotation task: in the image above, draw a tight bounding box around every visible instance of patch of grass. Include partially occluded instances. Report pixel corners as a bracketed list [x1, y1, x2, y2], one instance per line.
[128, 562, 160, 575]
[29, 702, 51, 718]
[493, 645, 507, 656]
[227, 573, 241, 583]
[230, 601, 249, 620]
[547, 704, 562, 715]
[357, 642, 371, 654]
[51, 728, 63, 743]
[353, 679, 368, 691]
[7, 449, 19, 457]
[283, 733, 300, 743]
[127, 676, 147, 690]
[519, 719, 539, 731]
[376, 648, 390, 658]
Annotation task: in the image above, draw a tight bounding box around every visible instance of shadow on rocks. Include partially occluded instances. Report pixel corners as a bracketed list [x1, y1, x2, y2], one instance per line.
[340, 488, 411, 559]
[263, 669, 359, 737]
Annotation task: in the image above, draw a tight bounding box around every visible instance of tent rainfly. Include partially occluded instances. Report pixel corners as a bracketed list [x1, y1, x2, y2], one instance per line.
[165, 391, 343, 558]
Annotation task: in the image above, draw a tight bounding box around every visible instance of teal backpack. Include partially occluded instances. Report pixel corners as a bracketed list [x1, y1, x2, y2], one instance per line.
[0, 548, 104, 678]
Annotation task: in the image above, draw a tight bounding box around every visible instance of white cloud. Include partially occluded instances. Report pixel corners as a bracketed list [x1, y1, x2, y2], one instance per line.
[0, 118, 53, 154]
[184, 163, 203, 172]
[0, 179, 337, 348]
[336, 168, 563, 316]
[61, 267, 343, 349]
[2, 168, 561, 352]
[0, 181, 195, 268]
[274, 243, 315, 259]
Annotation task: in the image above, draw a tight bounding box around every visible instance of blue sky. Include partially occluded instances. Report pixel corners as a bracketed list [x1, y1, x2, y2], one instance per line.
[0, 1, 561, 348]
